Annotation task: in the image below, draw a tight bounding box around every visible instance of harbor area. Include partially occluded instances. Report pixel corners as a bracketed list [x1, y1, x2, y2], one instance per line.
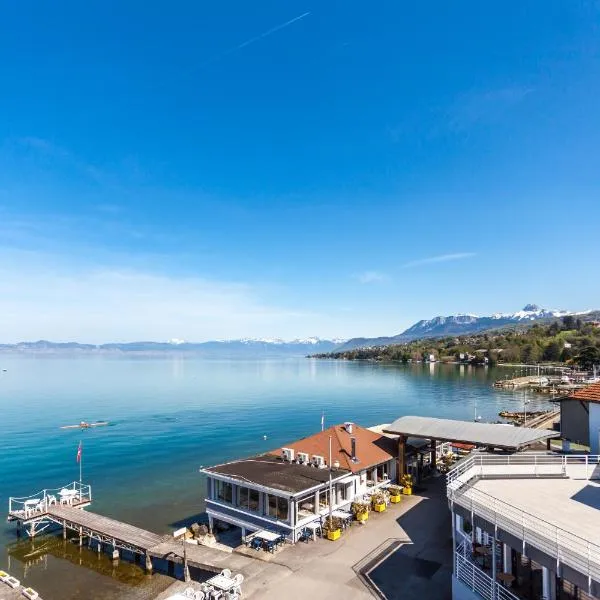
[156, 477, 453, 599]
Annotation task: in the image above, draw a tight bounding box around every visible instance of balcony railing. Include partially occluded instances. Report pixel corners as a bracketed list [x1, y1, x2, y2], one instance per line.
[447, 454, 600, 587]
[447, 453, 600, 491]
[455, 542, 520, 600]
[8, 481, 92, 519]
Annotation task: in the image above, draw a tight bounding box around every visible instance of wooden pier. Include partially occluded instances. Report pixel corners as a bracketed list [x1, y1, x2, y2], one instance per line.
[7, 481, 163, 572]
[6, 481, 258, 578]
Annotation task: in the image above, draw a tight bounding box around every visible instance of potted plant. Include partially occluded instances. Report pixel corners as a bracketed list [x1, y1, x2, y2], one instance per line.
[351, 501, 369, 523]
[371, 492, 386, 512]
[400, 474, 413, 495]
[322, 516, 343, 541]
[387, 485, 402, 503]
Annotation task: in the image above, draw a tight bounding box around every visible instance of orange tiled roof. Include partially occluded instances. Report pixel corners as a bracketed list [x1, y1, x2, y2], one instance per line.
[568, 381, 600, 404]
[273, 423, 396, 473]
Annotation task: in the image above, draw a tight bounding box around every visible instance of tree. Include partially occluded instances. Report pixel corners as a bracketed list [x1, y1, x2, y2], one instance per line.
[560, 346, 574, 362]
[521, 343, 541, 364]
[562, 315, 575, 330]
[575, 346, 600, 370]
[543, 341, 562, 362]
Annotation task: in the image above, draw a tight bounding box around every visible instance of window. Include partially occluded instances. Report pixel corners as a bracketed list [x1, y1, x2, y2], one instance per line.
[215, 480, 232, 504]
[267, 495, 288, 521]
[239, 487, 260, 512]
[377, 464, 387, 480]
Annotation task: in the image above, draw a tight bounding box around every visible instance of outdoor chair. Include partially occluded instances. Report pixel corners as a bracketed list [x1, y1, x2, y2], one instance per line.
[46, 495, 57, 506]
[220, 568, 231, 578]
[266, 540, 275, 553]
[232, 573, 244, 586]
[194, 592, 205, 600]
[251, 537, 262, 551]
[298, 528, 311, 543]
[184, 587, 196, 598]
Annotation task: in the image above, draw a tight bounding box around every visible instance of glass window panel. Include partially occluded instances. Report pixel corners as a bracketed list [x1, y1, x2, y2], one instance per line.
[239, 487, 249, 508]
[249, 489, 260, 512]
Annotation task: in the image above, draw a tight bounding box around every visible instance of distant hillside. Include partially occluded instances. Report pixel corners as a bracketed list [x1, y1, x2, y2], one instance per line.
[336, 305, 595, 351]
[0, 337, 344, 357]
[313, 314, 600, 369]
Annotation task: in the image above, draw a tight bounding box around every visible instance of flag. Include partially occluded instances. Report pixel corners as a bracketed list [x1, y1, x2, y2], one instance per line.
[321, 411, 325, 431]
[76, 441, 82, 463]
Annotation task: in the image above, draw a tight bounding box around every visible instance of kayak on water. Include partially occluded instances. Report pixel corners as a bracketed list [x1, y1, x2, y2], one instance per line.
[60, 421, 110, 429]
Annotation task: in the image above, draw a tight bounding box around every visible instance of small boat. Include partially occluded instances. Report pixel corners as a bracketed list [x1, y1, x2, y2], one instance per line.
[60, 421, 109, 429]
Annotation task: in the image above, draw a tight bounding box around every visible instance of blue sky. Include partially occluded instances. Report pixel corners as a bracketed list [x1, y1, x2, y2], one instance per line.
[0, 1, 599, 342]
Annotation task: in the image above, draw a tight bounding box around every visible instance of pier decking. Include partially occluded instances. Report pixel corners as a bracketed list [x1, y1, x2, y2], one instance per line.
[46, 505, 164, 553]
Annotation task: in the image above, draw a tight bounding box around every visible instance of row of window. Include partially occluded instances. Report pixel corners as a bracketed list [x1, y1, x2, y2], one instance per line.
[213, 479, 288, 521]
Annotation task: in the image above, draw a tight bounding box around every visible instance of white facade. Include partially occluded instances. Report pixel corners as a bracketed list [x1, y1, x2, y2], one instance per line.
[589, 402, 600, 455]
[448, 452, 600, 600]
[203, 458, 395, 543]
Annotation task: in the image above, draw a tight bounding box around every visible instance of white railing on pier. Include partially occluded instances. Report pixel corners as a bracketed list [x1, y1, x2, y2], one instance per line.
[8, 481, 92, 518]
[455, 543, 520, 600]
[447, 454, 600, 586]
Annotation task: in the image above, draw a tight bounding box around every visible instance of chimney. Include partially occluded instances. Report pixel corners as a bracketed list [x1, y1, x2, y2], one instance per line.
[350, 436, 358, 462]
[344, 422, 354, 434]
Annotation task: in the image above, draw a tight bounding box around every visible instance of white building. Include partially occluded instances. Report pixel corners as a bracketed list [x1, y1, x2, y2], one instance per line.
[447, 452, 600, 600]
[201, 422, 397, 542]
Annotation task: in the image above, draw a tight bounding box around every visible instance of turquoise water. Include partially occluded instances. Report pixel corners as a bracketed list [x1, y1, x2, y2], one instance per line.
[0, 357, 552, 599]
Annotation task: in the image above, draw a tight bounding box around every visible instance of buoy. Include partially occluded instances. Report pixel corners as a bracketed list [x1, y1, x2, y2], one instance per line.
[263, 435, 267, 440]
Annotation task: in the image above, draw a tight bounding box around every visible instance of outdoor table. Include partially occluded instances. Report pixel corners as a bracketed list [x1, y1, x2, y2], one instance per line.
[497, 572, 515, 587]
[59, 490, 78, 505]
[254, 530, 281, 542]
[206, 574, 237, 592]
[23, 499, 41, 517]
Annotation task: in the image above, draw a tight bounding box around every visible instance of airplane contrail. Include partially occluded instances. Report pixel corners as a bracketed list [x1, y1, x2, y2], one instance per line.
[201, 11, 311, 67]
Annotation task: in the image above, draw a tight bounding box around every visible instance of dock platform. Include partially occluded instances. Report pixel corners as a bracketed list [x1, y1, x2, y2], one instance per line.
[46, 505, 164, 553]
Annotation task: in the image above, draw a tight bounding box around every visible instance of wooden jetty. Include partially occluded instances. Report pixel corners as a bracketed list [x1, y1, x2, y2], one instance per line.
[7, 482, 160, 572]
[7, 480, 258, 577]
[494, 375, 548, 389]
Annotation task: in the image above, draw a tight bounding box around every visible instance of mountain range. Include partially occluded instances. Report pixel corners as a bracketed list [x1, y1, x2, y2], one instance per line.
[334, 305, 593, 351]
[0, 305, 594, 357]
[0, 337, 344, 357]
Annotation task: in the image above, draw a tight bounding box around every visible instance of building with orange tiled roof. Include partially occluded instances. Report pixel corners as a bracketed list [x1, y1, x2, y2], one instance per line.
[200, 421, 398, 543]
[558, 380, 600, 452]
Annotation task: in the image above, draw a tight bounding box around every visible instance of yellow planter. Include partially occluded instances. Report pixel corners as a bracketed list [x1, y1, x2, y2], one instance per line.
[357, 512, 369, 523]
[373, 503, 386, 512]
[402, 487, 412, 495]
[390, 495, 402, 503]
[327, 529, 341, 541]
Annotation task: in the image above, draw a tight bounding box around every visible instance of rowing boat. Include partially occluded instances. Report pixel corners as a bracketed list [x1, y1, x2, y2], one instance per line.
[60, 421, 109, 429]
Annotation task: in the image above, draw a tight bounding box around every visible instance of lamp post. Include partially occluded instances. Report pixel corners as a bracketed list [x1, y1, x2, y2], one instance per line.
[328, 436, 333, 527]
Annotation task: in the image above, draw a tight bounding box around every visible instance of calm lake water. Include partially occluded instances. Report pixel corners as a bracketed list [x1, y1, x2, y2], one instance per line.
[0, 356, 553, 599]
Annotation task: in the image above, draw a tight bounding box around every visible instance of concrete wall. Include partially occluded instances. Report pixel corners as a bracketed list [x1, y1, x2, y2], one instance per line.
[590, 402, 600, 455]
[451, 576, 482, 600]
[560, 399, 590, 446]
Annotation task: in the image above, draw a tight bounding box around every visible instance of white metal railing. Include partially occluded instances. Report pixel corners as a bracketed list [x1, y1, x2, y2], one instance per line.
[8, 481, 92, 517]
[455, 543, 520, 600]
[447, 453, 600, 489]
[447, 454, 600, 585]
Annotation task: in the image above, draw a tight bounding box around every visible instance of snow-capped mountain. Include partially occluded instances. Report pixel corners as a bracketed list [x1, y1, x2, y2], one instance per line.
[336, 305, 590, 351]
[0, 337, 346, 357]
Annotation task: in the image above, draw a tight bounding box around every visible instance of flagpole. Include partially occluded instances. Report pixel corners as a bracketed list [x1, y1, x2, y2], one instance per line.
[79, 440, 82, 484]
